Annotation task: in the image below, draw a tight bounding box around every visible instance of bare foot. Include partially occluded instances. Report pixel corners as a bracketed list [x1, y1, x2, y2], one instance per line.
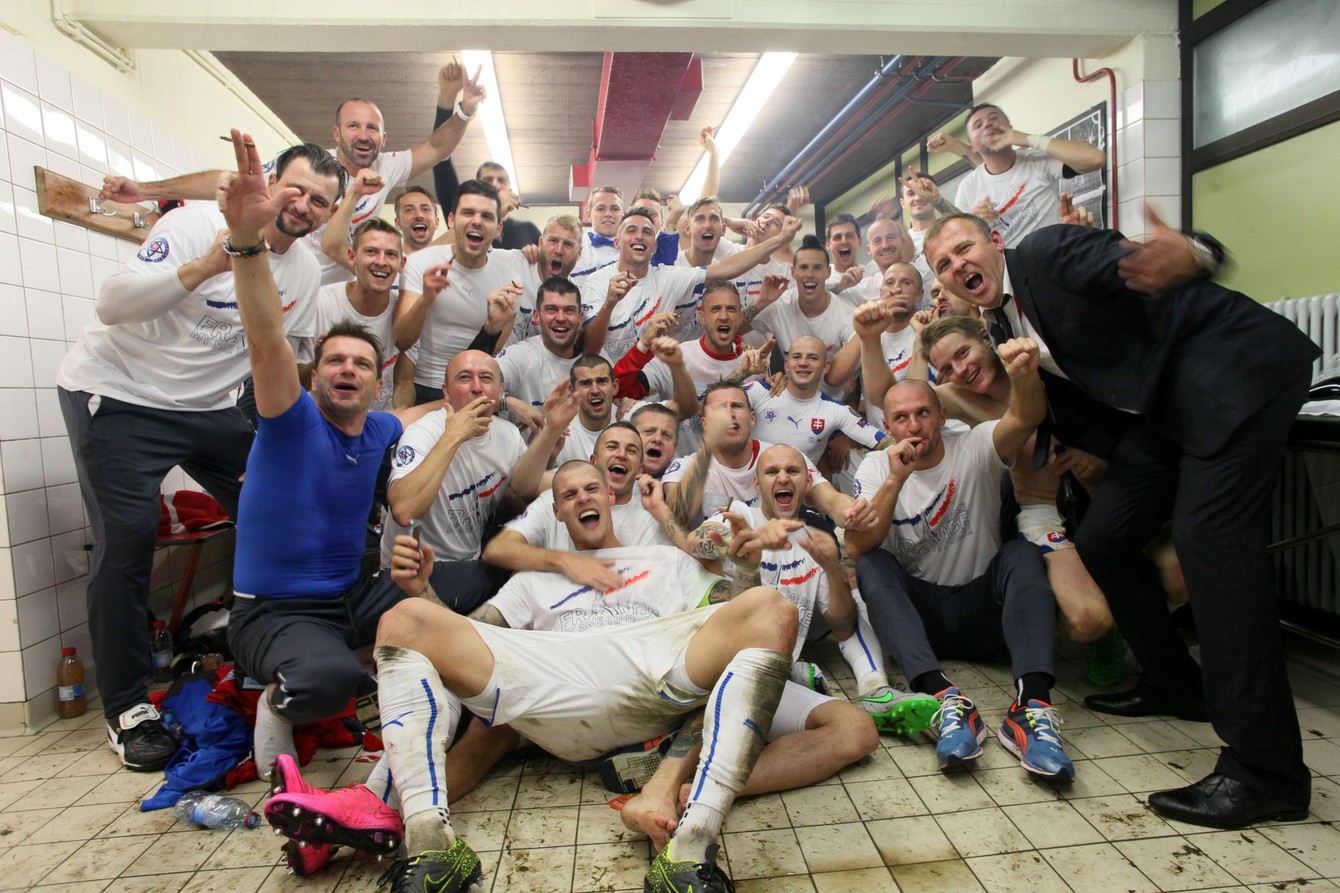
[619, 786, 681, 852]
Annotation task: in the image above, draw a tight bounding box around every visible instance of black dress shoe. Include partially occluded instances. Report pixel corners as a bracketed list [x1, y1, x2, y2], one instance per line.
[1148, 773, 1310, 829]
[1084, 687, 1209, 722]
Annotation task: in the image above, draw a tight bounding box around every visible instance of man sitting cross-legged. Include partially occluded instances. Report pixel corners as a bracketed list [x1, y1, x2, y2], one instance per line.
[280, 460, 797, 891]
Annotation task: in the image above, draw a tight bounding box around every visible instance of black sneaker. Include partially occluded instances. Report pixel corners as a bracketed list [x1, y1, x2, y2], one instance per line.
[644, 842, 735, 892]
[106, 703, 177, 771]
[377, 840, 483, 893]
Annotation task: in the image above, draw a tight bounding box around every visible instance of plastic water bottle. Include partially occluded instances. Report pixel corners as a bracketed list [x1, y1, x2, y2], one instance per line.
[56, 647, 87, 719]
[150, 620, 174, 683]
[174, 791, 261, 830]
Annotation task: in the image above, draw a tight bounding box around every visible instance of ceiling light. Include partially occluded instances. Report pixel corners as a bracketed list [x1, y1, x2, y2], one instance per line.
[460, 50, 519, 194]
[679, 52, 797, 205]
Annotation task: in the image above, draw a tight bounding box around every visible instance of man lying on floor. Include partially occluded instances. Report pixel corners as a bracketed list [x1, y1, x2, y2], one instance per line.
[264, 460, 811, 892]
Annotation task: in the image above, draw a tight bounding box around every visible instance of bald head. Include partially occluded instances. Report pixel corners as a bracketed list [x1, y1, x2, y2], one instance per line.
[443, 349, 504, 413]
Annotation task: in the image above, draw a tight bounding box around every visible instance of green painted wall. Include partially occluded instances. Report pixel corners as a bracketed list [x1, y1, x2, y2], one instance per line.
[1192, 119, 1340, 301]
[1193, 0, 1229, 18]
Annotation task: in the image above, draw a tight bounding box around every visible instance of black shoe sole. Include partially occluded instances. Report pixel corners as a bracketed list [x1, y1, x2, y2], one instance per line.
[1148, 802, 1310, 830]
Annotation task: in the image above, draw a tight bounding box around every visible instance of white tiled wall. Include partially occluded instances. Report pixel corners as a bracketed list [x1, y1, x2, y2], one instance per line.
[0, 31, 235, 734]
[1114, 79, 1183, 238]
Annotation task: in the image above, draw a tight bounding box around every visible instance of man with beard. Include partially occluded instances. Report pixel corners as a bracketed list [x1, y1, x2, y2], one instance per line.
[393, 186, 442, 254]
[101, 63, 485, 286]
[583, 208, 801, 361]
[57, 142, 343, 773]
[555, 355, 622, 464]
[835, 217, 912, 307]
[495, 278, 588, 414]
[845, 353, 1076, 781]
[615, 281, 772, 454]
[954, 103, 1105, 247]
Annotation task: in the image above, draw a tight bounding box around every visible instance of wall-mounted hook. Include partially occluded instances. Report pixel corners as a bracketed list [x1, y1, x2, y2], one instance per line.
[88, 196, 117, 217]
[132, 212, 150, 229]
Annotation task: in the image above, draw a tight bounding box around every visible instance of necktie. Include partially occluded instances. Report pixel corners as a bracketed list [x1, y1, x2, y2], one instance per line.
[988, 294, 1015, 344]
[589, 234, 615, 248]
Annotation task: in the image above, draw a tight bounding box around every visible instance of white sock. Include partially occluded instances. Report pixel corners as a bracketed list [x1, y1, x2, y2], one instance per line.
[838, 598, 890, 696]
[374, 645, 462, 854]
[677, 647, 789, 863]
[362, 757, 399, 809]
[254, 686, 297, 776]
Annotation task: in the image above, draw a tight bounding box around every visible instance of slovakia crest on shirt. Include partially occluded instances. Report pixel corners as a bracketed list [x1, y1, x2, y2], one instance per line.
[810, 418, 825, 436]
[138, 237, 170, 263]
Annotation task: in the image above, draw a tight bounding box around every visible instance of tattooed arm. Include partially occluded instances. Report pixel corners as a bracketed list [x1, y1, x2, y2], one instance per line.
[467, 602, 511, 628]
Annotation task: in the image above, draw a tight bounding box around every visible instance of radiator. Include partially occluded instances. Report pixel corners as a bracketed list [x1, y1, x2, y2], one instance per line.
[1268, 293, 1340, 631]
[1269, 292, 1339, 383]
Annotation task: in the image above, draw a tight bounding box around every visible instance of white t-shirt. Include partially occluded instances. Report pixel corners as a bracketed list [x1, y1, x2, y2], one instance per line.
[312, 282, 398, 410]
[272, 149, 412, 287]
[490, 545, 720, 632]
[641, 338, 753, 455]
[580, 265, 708, 361]
[401, 247, 532, 389]
[661, 439, 827, 524]
[707, 501, 828, 659]
[572, 231, 619, 280]
[864, 325, 924, 429]
[382, 412, 527, 562]
[57, 203, 319, 411]
[954, 148, 1068, 248]
[750, 293, 854, 398]
[851, 422, 1006, 586]
[745, 382, 882, 463]
[554, 417, 609, 465]
[505, 490, 671, 551]
[496, 337, 577, 413]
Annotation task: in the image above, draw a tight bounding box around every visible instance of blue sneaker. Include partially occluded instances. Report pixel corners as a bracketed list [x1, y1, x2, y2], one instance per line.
[932, 687, 987, 770]
[998, 699, 1075, 782]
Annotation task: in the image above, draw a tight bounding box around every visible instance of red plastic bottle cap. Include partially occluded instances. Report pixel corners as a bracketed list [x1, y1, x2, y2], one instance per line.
[61, 647, 76, 657]
[152, 620, 165, 629]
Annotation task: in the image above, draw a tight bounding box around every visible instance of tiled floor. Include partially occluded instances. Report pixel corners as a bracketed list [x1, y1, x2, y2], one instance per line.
[2, 636, 1340, 892]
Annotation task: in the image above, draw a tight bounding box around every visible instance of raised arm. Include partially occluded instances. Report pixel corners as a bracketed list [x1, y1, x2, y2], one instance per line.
[699, 126, 721, 202]
[408, 61, 484, 179]
[649, 337, 701, 423]
[704, 215, 801, 281]
[101, 169, 228, 204]
[218, 129, 301, 419]
[991, 337, 1047, 462]
[993, 128, 1104, 174]
[320, 168, 386, 273]
[850, 301, 895, 409]
[510, 380, 579, 498]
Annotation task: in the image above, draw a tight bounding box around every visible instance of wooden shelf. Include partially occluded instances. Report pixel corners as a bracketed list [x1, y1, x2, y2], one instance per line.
[34, 166, 160, 243]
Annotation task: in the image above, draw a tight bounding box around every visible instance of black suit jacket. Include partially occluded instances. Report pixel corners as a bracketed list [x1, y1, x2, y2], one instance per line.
[1004, 225, 1319, 458]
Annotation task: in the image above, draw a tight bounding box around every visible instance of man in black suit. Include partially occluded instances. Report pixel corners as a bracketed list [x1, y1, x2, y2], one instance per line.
[924, 212, 1319, 829]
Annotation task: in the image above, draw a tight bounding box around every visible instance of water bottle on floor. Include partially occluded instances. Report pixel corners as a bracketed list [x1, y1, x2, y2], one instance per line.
[174, 791, 261, 830]
[150, 620, 174, 683]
